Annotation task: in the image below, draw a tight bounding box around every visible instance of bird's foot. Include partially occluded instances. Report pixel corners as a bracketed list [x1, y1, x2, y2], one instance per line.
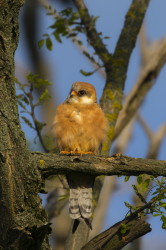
[60, 150, 93, 155]
[60, 151, 71, 154]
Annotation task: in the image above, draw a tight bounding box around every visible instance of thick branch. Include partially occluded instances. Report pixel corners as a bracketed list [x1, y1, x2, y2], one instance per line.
[33, 152, 166, 179]
[82, 187, 166, 250]
[112, 0, 151, 83]
[82, 217, 150, 250]
[100, 0, 150, 152]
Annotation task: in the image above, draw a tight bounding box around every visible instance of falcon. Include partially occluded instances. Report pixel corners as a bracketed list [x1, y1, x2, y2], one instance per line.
[53, 82, 108, 225]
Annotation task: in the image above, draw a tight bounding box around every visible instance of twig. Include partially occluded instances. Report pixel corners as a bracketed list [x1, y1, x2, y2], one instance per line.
[72, 0, 112, 67]
[29, 84, 49, 153]
[137, 113, 153, 139]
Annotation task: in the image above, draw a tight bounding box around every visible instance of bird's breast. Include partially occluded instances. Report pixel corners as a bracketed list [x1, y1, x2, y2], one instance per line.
[70, 110, 82, 123]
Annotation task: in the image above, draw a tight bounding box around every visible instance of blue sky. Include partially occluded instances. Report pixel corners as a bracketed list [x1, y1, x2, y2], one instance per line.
[15, 1, 166, 249]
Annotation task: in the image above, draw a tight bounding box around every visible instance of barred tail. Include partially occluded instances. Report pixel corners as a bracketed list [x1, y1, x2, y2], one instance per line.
[69, 187, 92, 219]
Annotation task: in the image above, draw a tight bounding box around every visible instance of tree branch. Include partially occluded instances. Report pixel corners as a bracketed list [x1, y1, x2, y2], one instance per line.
[33, 152, 166, 180]
[82, 187, 166, 250]
[82, 217, 151, 250]
[112, 0, 151, 84]
[100, 0, 150, 152]
[72, 0, 112, 67]
[114, 38, 166, 139]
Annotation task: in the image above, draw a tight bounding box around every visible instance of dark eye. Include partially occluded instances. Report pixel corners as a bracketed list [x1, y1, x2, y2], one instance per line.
[78, 90, 87, 96]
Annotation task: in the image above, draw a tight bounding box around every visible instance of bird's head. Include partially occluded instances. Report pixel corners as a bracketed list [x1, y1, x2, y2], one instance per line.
[66, 82, 97, 104]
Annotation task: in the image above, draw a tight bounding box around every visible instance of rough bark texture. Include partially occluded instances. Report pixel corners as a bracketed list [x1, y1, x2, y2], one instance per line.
[35, 152, 166, 180]
[82, 217, 151, 250]
[0, 1, 50, 249]
[100, 0, 151, 153]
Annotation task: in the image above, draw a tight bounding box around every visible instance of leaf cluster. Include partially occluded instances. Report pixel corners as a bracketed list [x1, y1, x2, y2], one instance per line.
[124, 175, 166, 230]
[15, 74, 52, 135]
[38, 5, 107, 76]
[38, 7, 82, 51]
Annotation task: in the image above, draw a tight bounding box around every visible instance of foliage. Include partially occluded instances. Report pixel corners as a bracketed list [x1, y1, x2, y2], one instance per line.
[15, 74, 52, 151]
[38, 5, 108, 76]
[124, 175, 166, 230]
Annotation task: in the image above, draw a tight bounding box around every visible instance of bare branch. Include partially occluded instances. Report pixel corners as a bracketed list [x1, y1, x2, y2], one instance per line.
[114, 38, 166, 139]
[139, 25, 150, 67]
[28, 84, 49, 153]
[146, 125, 166, 159]
[33, 152, 166, 180]
[137, 113, 153, 139]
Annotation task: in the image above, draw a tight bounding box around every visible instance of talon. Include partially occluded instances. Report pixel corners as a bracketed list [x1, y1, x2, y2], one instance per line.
[82, 151, 93, 155]
[73, 151, 94, 155]
[60, 151, 94, 155]
[60, 151, 71, 154]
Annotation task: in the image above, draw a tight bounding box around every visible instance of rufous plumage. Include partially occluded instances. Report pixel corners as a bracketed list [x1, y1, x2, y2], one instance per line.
[53, 82, 108, 225]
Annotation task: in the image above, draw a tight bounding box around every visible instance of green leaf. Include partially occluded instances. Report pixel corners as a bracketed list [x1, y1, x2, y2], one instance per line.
[67, 33, 77, 38]
[80, 69, 94, 76]
[27, 73, 52, 88]
[142, 178, 151, 191]
[137, 175, 143, 185]
[21, 116, 34, 129]
[53, 32, 62, 43]
[124, 201, 133, 210]
[160, 203, 166, 209]
[124, 176, 130, 182]
[92, 16, 99, 24]
[61, 8, 73, 17]
[46, 37, 53, 50]
[37, 89, 50, 104]
[132, 185, 147, 204]
[76, 40, 83, 45]
[120, 223, 127, 234]
[21, 95, 29, 105]
[161, 215, 166, 230]
[38, 39, 45, 48]
[17, 99, 27, 110]
[35, 120, 46, 132]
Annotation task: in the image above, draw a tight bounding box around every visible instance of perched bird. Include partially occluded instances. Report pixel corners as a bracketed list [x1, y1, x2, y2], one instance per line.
[53, 82, 108, 226]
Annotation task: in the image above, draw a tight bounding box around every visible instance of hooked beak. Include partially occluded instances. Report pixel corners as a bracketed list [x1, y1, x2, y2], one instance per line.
[70, 90, 77, 97]
[66, 90, 77, 103]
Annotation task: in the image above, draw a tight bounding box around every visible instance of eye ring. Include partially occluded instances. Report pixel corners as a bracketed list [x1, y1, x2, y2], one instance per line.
[78, 90, 87, 96]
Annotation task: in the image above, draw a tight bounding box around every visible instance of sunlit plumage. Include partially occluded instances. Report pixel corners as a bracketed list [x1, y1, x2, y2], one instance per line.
[53, 81, 108, 222]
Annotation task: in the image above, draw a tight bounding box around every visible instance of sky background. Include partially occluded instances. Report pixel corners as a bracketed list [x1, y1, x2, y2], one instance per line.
[15, 1, 166, 249]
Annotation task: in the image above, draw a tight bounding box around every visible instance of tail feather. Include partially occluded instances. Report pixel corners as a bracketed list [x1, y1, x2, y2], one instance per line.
[69, 188, 80, 219]
[69, 187, 92, 219]
[79, 188, 92, 218]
